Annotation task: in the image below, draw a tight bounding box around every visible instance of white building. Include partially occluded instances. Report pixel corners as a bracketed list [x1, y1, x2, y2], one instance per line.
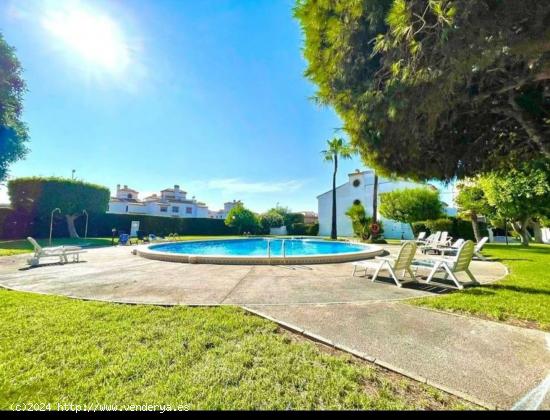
[207, 200, 242, 220]
[108, 184, 210, 218]
[317, 169, 435, 239]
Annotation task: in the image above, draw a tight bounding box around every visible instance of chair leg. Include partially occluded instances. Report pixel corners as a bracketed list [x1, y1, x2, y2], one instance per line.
[441, 265, 463, 289]
[465, 269, 479, 285]
[371, 261, 385, 283]
[475, 251, 487, 261]
[386, 265, 402, 287]
[425, 262, 441, 283]
[352, 265, 357, 277]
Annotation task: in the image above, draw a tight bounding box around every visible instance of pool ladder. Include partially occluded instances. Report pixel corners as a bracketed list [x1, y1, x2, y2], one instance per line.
[266, 239, 286, 263]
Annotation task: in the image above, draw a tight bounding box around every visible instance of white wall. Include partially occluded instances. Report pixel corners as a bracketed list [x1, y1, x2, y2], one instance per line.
[318, 171, 418, 239]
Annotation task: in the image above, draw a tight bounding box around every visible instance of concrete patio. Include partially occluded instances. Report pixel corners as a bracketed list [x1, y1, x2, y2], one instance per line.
[0, 244, 548, 410]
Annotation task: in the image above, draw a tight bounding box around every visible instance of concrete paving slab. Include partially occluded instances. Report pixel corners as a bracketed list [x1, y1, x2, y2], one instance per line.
[245, 302, 550, 409]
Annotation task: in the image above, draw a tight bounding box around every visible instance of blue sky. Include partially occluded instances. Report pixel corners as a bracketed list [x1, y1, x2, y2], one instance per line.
[0, 0, 454, 212]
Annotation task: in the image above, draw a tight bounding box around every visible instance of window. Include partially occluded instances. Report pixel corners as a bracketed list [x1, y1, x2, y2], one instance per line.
[127, 193, 133, 199]
[186, 207, 192, 214]
[160, 206, 168, 213]
[172, 206, 179, 213]
[352, 179, 361, 187]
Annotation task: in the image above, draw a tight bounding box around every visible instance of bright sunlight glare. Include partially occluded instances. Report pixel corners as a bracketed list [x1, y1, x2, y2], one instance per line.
[41, 3, 130, 74]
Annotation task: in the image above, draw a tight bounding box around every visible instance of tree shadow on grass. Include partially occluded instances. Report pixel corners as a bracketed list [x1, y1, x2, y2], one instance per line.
[485, 284, 550, 296]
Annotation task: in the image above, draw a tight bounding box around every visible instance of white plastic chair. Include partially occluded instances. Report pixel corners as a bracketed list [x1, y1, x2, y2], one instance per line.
[352, 241, 418, 287]
[412, 240, 479, 289]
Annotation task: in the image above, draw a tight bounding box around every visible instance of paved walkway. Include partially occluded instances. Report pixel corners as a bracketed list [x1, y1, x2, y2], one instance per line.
[0, 245, 548, 409]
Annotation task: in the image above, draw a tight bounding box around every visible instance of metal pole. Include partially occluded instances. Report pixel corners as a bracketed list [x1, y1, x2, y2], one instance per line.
[83, 210, 88, 239]
[49, 208, 61, 246]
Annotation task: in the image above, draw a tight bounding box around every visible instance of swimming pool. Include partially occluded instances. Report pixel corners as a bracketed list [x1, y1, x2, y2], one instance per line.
[137, 238, 383, 265]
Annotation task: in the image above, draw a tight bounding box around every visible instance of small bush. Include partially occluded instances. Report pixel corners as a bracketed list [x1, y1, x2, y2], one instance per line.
[289, 222, 307, 235]
[411, 221, 429, 237]
[305, 223, 319, 236]
[425, 218, 453, 234]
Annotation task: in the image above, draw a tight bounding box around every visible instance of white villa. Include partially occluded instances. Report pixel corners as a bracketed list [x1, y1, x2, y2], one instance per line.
[317, 169, 442, 239]
[208, 200, 243, 220]
[108, 184, 240, 219]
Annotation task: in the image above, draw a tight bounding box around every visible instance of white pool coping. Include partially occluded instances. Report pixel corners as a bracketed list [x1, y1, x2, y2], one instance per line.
[136, 238, 384, 265]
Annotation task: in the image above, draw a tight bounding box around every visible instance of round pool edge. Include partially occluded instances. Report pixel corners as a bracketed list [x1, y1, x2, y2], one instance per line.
[135, 238, 384, 265]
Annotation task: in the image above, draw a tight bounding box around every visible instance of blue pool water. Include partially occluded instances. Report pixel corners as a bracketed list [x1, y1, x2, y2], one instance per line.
[149, 238, 369, 257]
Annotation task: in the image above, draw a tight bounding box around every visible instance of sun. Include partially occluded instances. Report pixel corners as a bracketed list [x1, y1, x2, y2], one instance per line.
[42, 3, 130, 75]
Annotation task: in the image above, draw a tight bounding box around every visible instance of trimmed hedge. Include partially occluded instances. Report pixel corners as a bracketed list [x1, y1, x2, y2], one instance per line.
[287, 222, 319, 236]
[305, 222, 319, 236]
[425, 218, 453, 234]
[412, 217, 488, 241]
[0, 210, 237, 239]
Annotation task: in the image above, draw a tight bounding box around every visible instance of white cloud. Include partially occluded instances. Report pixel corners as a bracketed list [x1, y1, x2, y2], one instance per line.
[189, 178, 305, 196]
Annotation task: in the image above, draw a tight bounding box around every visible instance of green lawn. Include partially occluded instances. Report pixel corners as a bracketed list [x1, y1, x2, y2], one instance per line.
[0, 289, 471, 410]
[411, 243, 550, 331]
[0, 236, 243, 257]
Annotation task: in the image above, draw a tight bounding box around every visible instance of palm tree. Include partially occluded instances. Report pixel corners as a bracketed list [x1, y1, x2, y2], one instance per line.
[322, 137, 355, 239]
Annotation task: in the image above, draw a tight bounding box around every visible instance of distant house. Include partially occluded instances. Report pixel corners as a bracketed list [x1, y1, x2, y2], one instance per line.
[299, 211, 318, 224]
[108, 184, 210, 218]
[207, 200, 242, 220]
[317, 169, 434, 239]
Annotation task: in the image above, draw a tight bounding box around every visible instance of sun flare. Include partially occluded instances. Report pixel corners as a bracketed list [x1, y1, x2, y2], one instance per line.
[42, 3, 130, 74]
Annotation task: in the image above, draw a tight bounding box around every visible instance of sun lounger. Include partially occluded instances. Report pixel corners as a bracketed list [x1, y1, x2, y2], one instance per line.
[352, 241, 418, 287]
[27, 237, 85, 267]
[438, 237, 489, 260]
[411, 240, 479, 289]
[423, 238, 465, 256]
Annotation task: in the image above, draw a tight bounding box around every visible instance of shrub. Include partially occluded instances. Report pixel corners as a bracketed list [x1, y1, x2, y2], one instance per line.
[0, 211, 237, 239]
[345, 203, 384, 240]
[425, 218, 453, 234]
[305, 222, 319, 236]
[289, 222, 306, 235]
[7, 177, 110, 238]
[411, 221, 429, 237]
[258, 210, 284, 234]
[452, 218, 489, 241]
[224, 204, 259, 235]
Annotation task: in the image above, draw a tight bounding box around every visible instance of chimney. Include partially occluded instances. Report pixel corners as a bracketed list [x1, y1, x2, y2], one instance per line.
[124, 185, 128, 189]
[116, 184, 120, 191]
[174, 184, 180, 192]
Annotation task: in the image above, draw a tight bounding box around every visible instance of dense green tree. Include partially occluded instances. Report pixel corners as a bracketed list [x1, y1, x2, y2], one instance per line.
[295, 0, 550, 181]
[379, 187, 443, 230]
[455, 181, 493, 242]
[258, 210, 284, 234]
[224, 203, 259, 235]
[8, 177, 110, 238]
[478, 160, 550, 246]
[321, 137, 355, 239]
[0, 33, 28, 181]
